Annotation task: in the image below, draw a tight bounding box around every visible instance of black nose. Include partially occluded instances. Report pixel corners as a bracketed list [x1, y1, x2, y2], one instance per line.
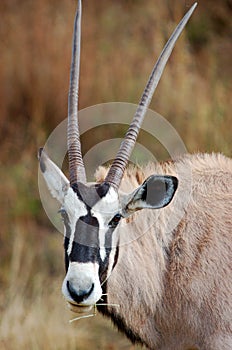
[66, 281, 94, 303]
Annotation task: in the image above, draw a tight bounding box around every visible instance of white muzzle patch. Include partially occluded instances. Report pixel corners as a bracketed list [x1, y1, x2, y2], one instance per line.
[62, 262, 102, 311]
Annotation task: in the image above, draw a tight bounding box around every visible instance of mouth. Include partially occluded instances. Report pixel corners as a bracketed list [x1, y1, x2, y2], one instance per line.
[67, 301, 93, 314]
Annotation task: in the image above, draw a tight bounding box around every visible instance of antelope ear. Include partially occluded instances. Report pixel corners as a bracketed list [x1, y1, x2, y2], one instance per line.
[38, 148, 70, 203]
[122, 175, 178, 216]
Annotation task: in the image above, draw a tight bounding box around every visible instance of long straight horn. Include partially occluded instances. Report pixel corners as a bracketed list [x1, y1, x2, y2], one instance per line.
[67, 0, 86, 185]
[105, 3, 197, 189]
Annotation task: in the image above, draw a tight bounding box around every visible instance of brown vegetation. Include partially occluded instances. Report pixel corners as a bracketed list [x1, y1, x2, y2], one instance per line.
[0, 0, 231, 349]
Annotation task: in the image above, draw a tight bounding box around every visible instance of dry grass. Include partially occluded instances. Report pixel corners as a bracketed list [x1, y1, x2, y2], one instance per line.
[1, 281, 142, 350]
[0, 0, 231, 348]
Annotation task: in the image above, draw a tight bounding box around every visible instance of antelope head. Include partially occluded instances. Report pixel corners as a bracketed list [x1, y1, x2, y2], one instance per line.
[39, 1, 196, 313]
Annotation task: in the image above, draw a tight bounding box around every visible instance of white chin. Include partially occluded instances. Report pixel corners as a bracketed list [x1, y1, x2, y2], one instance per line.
[67, 302, 93, 314]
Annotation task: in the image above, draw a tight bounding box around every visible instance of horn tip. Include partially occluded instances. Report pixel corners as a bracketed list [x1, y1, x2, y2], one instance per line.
[190, 2, 198, 11]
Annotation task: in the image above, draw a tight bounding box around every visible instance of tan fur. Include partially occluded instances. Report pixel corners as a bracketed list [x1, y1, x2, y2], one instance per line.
[96, 153, 232, 350]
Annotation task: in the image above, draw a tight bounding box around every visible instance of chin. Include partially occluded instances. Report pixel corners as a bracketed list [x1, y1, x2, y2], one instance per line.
[67, 301, 94, 314]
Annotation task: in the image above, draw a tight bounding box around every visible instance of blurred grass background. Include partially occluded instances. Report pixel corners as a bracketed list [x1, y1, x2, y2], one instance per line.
[0, 0, 231, 349]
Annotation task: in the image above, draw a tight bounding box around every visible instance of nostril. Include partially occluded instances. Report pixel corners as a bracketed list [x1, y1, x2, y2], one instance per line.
[66, 281, 94, 304]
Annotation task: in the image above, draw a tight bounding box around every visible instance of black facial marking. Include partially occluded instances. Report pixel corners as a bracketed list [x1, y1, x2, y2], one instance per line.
[108, 213, 121, 228]
[70, 240, 100, 263]
[80, 213, 99, 227]
[71, 182, 110, 209]
[99, 228, 119, 283]
[95, 182, 110, 198]
[62, 210, 72, 272]
[71, 182, 84, 201]
[69, 212, 100, 263]
[62, 182, 120, 279]
[64, 236, 70, 272]
[99, 247, 111, 283]
[99, 245, 119, 284]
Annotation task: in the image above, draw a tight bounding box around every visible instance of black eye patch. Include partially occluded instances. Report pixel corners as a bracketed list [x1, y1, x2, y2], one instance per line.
[109, 213, 122, 229]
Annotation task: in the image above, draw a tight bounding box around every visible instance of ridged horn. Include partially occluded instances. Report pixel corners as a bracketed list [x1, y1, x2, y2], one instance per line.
[105, 3, 197, 189]
[67, 0, 86, 185]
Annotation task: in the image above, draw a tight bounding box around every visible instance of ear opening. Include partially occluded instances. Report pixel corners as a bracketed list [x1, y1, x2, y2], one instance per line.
[124, 175, 178, 215]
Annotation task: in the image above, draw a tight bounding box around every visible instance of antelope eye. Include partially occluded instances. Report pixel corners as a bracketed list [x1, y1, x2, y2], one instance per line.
[109, 214, 122, 228]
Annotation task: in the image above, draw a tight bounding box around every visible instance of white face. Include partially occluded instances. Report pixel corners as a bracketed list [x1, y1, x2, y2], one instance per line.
[39, 151, 178, 312]
[61, 182, 122, 312]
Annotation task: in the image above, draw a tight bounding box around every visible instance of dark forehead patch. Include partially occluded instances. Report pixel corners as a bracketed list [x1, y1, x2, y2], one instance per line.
[95, 182, 110, 198]
[71, 182, 110, 208]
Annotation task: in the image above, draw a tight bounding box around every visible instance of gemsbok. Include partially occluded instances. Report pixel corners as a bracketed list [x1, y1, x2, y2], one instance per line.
[39, 1, 232, 349]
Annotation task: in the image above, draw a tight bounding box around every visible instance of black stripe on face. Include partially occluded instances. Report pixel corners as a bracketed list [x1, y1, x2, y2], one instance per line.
[64, 236, 70, 272]
[69, 213, 100, 263]
[70, 240, 100, 263]
[65, 221, 120, 285]
[63, 211, 72, 272]
[99, 227, 119, 283]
